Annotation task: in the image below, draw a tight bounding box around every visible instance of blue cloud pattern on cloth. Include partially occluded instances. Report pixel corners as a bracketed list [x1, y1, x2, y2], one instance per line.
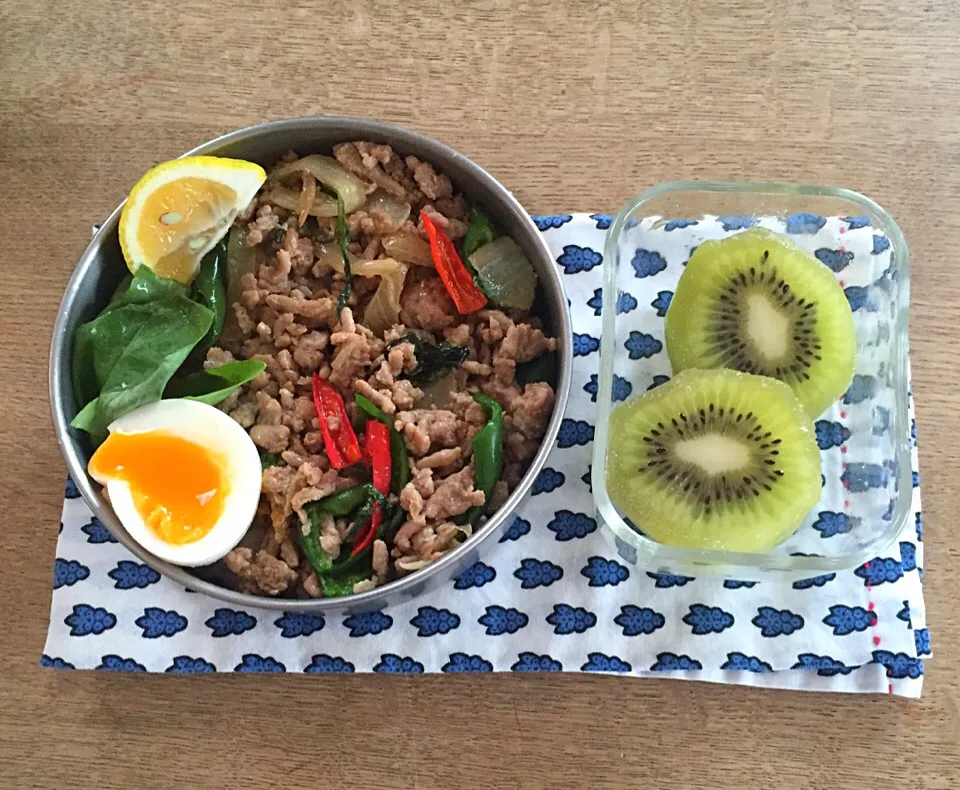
[344, 611, 393, 637]
[274, 612, 325, 638]
[136, 607, 188, 638]
[582, 653, 631, 672]
[108, 560, 160, 590]
[454, 561, 497, 588]
[515, 558, 564, 589]
[235, 655, 286, 673]
[166, 656, 216, 673]
[54, 559, 89, 589]
[557, 245, 602, 274]
[683, 605, 735, 635]
[531, 215, 572, 231]
[206, 608, 257, 637]
[752, 607, 804, 637]
[442, 653, 493, 672]
[410, 607, 460, 637]
[304, 655, 355, 673]
[581, 556, 629, 587]
[65, 604, 116, 636]
[547, 510, 597, 541]
[722, 652, 772, 672]
[615, 605, 665, 636]
[651, 653, 702, 671]
[479, 606, 528, 636]
[511, 652, 562, 672]
[547, 604, 597, 635]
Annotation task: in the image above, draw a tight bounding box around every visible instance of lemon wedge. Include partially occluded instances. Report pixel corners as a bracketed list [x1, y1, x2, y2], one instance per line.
[119, 156, 266, 284]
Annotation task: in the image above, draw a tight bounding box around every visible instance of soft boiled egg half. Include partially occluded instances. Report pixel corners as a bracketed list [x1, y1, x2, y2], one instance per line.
[88, 399, 262, 566]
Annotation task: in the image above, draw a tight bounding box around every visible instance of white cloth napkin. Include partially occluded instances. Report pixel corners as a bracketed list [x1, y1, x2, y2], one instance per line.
[42, 215, 928, 696]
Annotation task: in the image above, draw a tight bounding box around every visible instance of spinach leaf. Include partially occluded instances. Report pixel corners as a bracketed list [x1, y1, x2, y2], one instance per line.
[387, 332, 469, 386]
[70, 397, 99, 432]
[515, 351, 558, 387]
[106, 267, 187, 311]
[164, 359, 266, 406]
[72, 268, 190, 408]
[71, 294, 213, 440]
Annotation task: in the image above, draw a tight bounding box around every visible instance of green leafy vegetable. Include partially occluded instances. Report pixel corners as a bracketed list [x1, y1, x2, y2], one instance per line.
[164, 359, 267, 406]
[72, 268, 191, 408]
[335, 193, 352, 315]
[468, 236, 538, 310]
[377, 503, 407, 545]
[190, 234, 229, 348]
[462, 206, 497, 259]
[515, 351, 558, 387]
[387, 332, 469, 386]
[70, 273, 214, 440]
[355, 394, 410, 494]
[258, 448, 285, 469]
[318, 564, 373, 597]
[297, 484, 390, 597]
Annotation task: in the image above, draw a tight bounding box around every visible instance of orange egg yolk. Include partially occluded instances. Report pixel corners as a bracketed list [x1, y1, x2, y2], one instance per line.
[89, 431, 228, 545]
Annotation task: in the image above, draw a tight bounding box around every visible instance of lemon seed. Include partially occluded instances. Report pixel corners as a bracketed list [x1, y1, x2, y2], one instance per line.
[159, 212, 182, 225]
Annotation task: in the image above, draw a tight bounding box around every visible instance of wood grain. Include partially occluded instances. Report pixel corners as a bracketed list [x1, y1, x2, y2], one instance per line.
[1, 0, 959, 787]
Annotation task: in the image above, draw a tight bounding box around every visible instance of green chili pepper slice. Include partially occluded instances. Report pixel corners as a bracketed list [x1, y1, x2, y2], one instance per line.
[460, 392, 504, 526]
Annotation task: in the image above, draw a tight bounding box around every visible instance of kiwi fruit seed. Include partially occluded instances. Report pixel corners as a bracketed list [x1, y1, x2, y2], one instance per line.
[665, 227, 856, 417]
[606, 368, 821, 552]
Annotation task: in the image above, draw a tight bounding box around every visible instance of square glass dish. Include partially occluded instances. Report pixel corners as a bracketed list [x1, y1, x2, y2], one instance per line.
[592, 181, 911, 580]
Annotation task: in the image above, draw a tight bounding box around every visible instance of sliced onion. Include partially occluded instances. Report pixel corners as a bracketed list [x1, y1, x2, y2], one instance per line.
[316, 242, 405, 279]
[468, 236, 538, 310]
[363, 263, 408, 337]
[266, 185, 338, 218]
[221, 228, 263, 344]
[418, 373, 457, 409]
[382, 230, 434, 267]
[225, 228, 261, 309]
[269, 154, 372, 213]
[396, 557, 432, 574]
[362, 190, 411, 232]
[297, 173, 317, 228]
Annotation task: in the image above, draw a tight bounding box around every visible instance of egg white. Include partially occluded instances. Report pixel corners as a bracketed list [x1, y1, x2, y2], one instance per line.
[92, 399, 263, 567]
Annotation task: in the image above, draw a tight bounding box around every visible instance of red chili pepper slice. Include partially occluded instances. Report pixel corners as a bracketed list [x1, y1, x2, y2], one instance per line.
[420, 210, 487, 314]
[351, 420, 392, 556]
[311, 372, 362, 469]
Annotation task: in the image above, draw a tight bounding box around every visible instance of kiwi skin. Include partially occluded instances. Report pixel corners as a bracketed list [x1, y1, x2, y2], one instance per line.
[606, 368, 821, 553]
[665, 228, 856, 418]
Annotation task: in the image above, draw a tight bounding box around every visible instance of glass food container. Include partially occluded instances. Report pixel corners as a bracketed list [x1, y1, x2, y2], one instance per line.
[592, 181, 911, 581]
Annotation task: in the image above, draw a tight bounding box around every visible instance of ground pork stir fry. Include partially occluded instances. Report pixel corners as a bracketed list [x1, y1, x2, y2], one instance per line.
[211, 142, 557, 598]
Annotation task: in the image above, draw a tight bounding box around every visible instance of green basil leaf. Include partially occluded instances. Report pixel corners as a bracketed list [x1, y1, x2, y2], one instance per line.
[515, 351, 558, 387]
[387, 332, 469, 386]
[164, 359, 267, 406]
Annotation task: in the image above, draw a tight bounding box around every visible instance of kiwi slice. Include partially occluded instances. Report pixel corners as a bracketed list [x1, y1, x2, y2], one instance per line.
[665, 227, 856, 417]
[606, 368, 821, 552]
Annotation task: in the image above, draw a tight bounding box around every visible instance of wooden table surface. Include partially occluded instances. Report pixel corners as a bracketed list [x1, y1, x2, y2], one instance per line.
[2, 1, 959, 787]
